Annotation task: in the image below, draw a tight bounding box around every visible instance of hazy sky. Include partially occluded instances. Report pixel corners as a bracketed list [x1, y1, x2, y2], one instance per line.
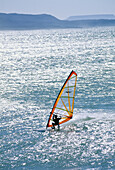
[0, 0, 115, 19]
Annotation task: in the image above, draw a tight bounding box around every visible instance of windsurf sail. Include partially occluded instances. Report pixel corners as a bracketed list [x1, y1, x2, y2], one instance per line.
[46, 70, 77, 128]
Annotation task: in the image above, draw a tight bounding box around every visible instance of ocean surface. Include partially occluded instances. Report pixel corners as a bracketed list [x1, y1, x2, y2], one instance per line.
[0, 27, 115, 170]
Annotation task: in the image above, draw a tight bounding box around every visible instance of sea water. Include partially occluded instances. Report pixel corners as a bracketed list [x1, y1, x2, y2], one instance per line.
[0, 27, 115, 169]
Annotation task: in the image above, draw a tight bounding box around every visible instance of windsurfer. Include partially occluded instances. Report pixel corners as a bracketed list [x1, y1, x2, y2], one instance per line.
[52, 114, 61, 130]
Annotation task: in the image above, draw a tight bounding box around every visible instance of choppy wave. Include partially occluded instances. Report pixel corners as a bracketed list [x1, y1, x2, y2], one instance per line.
[0, 27, 115, 169]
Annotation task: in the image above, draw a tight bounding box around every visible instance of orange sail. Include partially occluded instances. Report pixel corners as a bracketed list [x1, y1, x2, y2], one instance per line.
[46, 70, 77, 128]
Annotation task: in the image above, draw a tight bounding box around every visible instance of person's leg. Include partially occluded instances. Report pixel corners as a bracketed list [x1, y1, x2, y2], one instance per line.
[58, 124, 60, 130]
[52, 123, 55, 129]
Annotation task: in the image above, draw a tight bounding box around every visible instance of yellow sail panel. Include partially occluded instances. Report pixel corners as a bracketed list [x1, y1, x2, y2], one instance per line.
[46, 70, 77, 128]
[72, 76, 77, 113]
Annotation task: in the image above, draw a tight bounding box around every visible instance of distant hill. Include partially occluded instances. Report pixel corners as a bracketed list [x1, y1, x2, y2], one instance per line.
[0, 13, 115, 30]
[0, 13, 61, 30]
[67, 14, 115, 20]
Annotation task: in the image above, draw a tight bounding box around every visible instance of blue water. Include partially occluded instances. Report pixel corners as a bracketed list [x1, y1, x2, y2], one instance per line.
[0, 27, 115, 169]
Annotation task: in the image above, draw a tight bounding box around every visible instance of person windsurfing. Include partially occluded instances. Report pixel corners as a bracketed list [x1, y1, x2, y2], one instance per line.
[46, 71, 77, 130]
[52, 114, 61, 130]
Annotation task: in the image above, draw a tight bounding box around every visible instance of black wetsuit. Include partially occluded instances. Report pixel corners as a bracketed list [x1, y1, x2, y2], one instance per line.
[52, 115, 61, 129]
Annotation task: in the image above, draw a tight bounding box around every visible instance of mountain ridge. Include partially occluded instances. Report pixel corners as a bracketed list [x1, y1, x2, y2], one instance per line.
[0, 13, 115, 30]
[67, 14, 115, 20]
